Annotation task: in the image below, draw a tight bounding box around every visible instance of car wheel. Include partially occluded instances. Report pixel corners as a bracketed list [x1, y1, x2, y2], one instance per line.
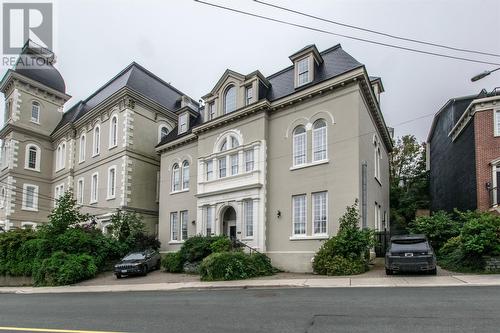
[142, 265, 148, 276]
[429, 268, 437, 275]
[115, 274, 122, 279]
[385, 269, 393, 276]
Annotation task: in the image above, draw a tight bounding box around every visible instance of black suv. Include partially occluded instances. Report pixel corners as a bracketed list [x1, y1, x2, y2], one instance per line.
[114, 249, 161, 279]
[385, 234, 437, 275]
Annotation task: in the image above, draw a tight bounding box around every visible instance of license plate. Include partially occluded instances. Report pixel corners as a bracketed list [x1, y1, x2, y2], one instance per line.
[405, 253, 413, 257]
[121, 270, 127, 273]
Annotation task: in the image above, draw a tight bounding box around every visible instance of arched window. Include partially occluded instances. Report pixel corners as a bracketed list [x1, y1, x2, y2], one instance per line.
[293, 126, 306, 166]
[224, 85, 237, 114]
[25, 144, 40, 171]
[56, 142, 66, 170]
[159, 125, 169, 143]
[93, 125, 100, 156]
[312, 119, 327, 162]
[374, 137, 381, 180]
[109, 115, 118, 148]
[182, 160, 190, 190]
[0, 186, 6, 208]
[220, 138, 227, 152]
[31, 101, 40, 123]
[79, 134, 86, 162]
[230, 136, 239, 149]
[172, 163, 180, 192]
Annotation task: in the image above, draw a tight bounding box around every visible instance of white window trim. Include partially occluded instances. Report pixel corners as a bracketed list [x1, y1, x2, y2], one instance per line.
[296, 56, 312, 87]
[312, 191, 328, 236]
[181, 161, 190, 190]
[245, 85, 253, 106]
[171, 164, 181, 193]
[77, 177, 84, 205]
[24, 143, 41, 172]
[312, 122, 328, 162]
[0, 186, 6, 208]
[93, 125, 101, 157]
[178, 112, 188, 135]
[244, 200, 254, 239]
[90, 172, 99, 204]
[109, 115, 118, 149]
[56, 142, 66, 171]
[107, 165, 116, 200]
[158, 125, 170, 143]
[170, 212, 179, 241]
[31, 101, 40, 124]
[22, 184, 38, 211]
[21, 221, 37, 229]
[79, 133, 86, 163]
[180, 210, 188, 241]
[292, 194, 307, 237]
[495, 109, 500, 137]
[293, 128, 307, 167]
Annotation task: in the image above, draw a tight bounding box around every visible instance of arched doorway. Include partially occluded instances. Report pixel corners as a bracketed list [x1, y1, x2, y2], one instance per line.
[221, 206, 237, 239]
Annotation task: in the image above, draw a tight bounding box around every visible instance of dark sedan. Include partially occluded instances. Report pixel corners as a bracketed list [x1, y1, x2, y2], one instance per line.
[385, 234, 437, 275]
[114, 249, 161, 279]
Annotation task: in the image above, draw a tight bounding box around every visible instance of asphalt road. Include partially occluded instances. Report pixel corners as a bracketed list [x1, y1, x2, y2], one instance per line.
[0, 286, 499, 333]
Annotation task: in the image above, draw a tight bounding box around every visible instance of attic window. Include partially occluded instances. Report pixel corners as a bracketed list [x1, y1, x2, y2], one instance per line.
[179, 113, 188, 134]
[297, 57, 310, 86]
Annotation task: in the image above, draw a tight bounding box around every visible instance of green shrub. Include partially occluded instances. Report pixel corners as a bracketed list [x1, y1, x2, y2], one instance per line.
[179, 235, 227, 263]
[409, 211, 461, 250]
[438, 236, 461, 257]
[199, 251, 275, 281]
[210, 237, 232, 253]
[313, 201, 374, 275]
[161, 252, 184, 273]
[33, 251, 97, 286]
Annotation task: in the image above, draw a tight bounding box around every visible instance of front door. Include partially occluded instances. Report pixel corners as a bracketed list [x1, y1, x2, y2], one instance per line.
[222, 206, 237, 239]
[229, 223, 237, 240]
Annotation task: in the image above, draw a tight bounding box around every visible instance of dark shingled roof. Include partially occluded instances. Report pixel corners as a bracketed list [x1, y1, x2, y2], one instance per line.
[157, 44, 365, 147]
[14, 54, 66, 94]
[52, 62, 193, 134]
[157, 114, 201, 146]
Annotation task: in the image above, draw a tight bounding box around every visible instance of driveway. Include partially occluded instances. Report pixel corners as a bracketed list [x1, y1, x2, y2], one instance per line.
[77, 258, 454, 286]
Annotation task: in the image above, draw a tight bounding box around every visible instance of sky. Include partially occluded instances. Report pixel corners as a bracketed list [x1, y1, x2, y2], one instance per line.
[1, 0, 499, 141]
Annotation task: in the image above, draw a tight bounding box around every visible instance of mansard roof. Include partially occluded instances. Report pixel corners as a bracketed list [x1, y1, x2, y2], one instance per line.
[52, 62, 196, 134]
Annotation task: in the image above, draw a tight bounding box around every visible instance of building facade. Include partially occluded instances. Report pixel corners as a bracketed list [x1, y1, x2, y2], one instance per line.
[427, 88, 500, 213]
[0, 41, 196, 232]
[156, 44, 392, 272]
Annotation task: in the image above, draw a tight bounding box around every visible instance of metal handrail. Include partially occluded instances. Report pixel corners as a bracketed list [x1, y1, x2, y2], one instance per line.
[231, 238, 262, 255]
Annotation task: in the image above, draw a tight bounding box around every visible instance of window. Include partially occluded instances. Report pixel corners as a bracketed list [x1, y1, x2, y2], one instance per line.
[245, 150, 254, 172]
[22, 184, 38, 211]
[231, 136, 239, 149]
[245, 86, 253, 106]
[182, 161, 189, 190]
[109, 115, 118, 148]
[208, 102, 216, 120]
[107, 166, 116, 199]
[91, 173, 98, 203]
[245, 200, 254, 238]
[293, 126, 306, 166]
[31, 101, 40, 123]
[0, 187, 5, 208]
[56, 142, 66, 170]
[93, 125, 100, 156]
[79, 134, 86, 162]
[172, 164, 180, 192]
[158, 126, 170, 144]
[312, 120, 327, 161]
[312, 192, 327, 235]
[297, 58, 310, 86]
[218, 157, 227, 178]
[25, 144, 40, 171]
[374, 139, 381, 181]
[205, 206, 214, 236]
[5, 99, 12, 123]
[170, 212, 178, 241]
[77, 178, 84, 204]
[224, 85, 237, 114]
[179, 113, 188, 134]
[230, 154, 238, 175]
[206, 160, 213, 181]
[180, 210, 188, 241]
[220, 139, 228, 151]
[54, 184, 64, 203]
[374, 203, 382, 231]
[292, 195, 306, 236]
[495, 110, 500, 136]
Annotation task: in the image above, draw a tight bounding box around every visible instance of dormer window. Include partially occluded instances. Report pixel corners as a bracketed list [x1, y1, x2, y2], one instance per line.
[224, 85, 237, 114]
[208, 102, 216, 121]
[179, 113, 188, 134]
[245, 86, 253, 106]
[297, 58, 310, 86]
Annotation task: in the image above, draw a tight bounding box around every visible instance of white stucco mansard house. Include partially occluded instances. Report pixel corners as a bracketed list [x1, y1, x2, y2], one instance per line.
[156, 44, 392, 272]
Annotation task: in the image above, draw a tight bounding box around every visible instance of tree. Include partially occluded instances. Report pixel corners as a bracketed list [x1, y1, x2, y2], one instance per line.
[390, 135, 430, 234]
[44, 191, 90, 235]
[109, 210, 144, 243]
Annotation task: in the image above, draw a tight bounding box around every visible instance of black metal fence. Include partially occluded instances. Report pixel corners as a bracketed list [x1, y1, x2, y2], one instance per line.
[375, 230, 389, 257]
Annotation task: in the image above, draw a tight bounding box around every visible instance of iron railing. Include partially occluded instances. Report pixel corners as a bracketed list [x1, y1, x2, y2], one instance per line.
[231, 238, 261, 255]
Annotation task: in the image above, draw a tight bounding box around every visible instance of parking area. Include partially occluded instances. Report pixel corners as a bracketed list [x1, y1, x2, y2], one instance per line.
[77, 258, 454, 286]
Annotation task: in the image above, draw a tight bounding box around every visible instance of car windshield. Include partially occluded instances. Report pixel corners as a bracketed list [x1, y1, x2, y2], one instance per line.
[123, 253, 145, 260]
[391, 239, 428, 251]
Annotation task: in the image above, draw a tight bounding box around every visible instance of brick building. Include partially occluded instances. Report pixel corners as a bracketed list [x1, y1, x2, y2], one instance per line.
[427, 88, 500, 213]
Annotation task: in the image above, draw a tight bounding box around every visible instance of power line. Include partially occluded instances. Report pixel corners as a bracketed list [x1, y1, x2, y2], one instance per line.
[254, 0, 500, 58]
[194, 0, 500, 66]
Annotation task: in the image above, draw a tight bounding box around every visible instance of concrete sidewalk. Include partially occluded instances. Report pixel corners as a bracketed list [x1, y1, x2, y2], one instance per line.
[1, 274, 500, 294]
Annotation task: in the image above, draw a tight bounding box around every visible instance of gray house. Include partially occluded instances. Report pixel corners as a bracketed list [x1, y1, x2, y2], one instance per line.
[156, 44, 392, 272]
